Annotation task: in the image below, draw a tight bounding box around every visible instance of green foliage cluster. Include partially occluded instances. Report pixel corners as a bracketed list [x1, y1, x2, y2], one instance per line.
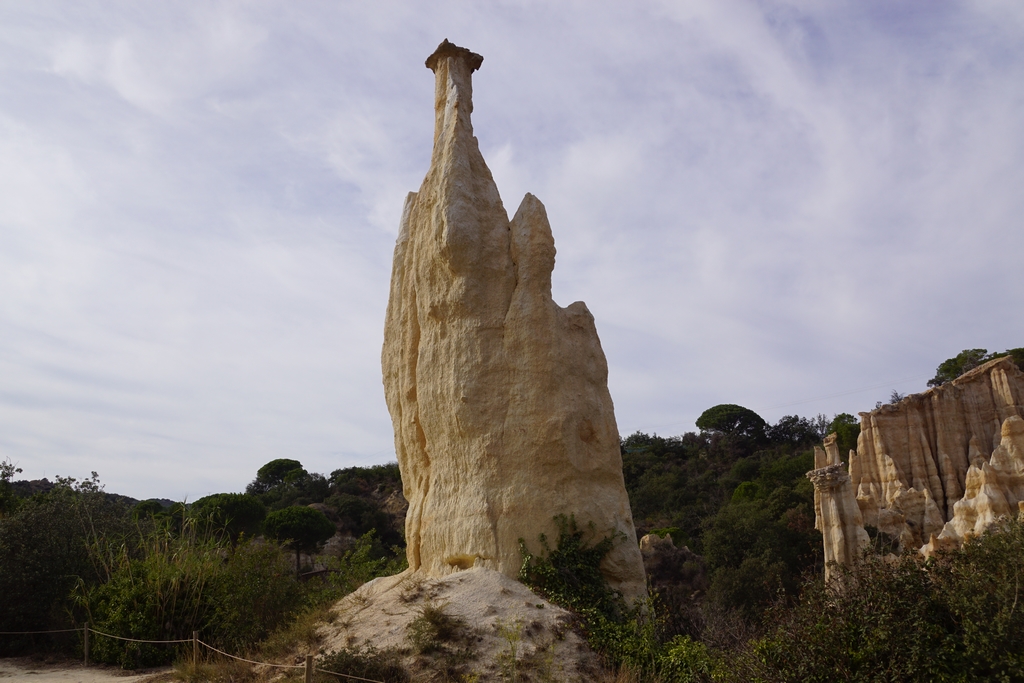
[519, 517, 721, 681]
[695, 404, 767, 441]
[190, 493, 267, 545]
[77, 526, 400, 668]
[263, 505, 336, 573]
[78, 522, 303, 668]
[0, 458, 23, 517]
[0, 459, 406, 665]
[245, 458, 331, 510]
[521, 514, 1024, 682]
[738, 518, 1024, 682]
[519, 515, 624, 624]
[827, 412, 860, 454]
[621, 408, 824, 619]
[0, 474, 134, 655]
[928, 347, 1024, 386]
[406, 603, 466, 655]
[240, 459, 404, 550]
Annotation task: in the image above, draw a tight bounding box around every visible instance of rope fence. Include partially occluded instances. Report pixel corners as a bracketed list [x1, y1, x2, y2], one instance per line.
[0, 626, 385, 683]
[197, 639, 304, 669]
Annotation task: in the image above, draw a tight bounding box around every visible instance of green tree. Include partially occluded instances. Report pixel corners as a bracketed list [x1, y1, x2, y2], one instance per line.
[0, 474, 133, 653]
[696, 404, 767, 441]
[192, 492, 267, 544]
[766, 415, 820, 446]
[927, 347, 1024, 387]
[246, 458, 305, 495]
[827, 413, 860, 454]
[929, 348, 989, 386]
[132, 499, 165, 519]
[0, 458, 23, 517]
[263, 505, 336, 573]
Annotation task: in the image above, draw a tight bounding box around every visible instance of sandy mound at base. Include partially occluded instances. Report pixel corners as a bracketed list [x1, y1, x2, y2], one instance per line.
[319, 567, 606, 681]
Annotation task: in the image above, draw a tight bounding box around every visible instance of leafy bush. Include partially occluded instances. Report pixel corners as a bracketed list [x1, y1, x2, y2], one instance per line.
[826, 413, 860, 454]
[737, 519, 1024, 682]
[519, 516, 715, 680]
[519, 515, 625, 624]
[407, 603, 465, 655]
[78, 520, 305, 668]
[0, 474, 133, 655]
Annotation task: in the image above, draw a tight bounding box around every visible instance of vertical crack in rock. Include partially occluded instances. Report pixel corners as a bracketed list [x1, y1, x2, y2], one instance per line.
[382, 40, 646, 602]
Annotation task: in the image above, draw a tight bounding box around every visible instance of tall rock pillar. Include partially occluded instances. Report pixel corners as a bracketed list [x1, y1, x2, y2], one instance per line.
[382, 40, 647, 603]
[808, 435, 870, 580]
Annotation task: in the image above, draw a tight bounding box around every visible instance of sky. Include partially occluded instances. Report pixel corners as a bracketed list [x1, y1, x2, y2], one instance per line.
[1, 1, 1022, 502]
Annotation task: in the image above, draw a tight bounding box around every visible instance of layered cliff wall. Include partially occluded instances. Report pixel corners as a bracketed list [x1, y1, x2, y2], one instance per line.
[381, 41, 646, 602]
[809, 356, 1024, 569]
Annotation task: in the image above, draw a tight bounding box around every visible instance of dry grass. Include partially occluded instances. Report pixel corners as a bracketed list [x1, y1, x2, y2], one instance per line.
[258, 604, 336, 660]
[173, 656, 256, 683]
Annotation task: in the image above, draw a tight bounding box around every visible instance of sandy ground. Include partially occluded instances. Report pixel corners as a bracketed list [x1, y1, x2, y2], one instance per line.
[320, 566, 606, 682]
[0, 659, 172, 683]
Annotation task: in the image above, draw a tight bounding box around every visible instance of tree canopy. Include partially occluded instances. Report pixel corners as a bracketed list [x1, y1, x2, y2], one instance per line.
[695, 404, 767, 440]
[827, 412, 861, 454]
[192, 492, 267, 544]
[928, 347, 1024, 387]
[263, 505, 336, 573]
[246, 458, 306, 495]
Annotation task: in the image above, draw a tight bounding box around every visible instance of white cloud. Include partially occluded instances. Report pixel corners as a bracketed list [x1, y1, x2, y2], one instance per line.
[0, 1, 1021, 498]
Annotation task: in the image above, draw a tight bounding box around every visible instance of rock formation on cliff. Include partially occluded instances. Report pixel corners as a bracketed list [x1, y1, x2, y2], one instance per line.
[809, 356, 1024, 570]
[381, 40, 646, 602]
[809, 435, 870, 579]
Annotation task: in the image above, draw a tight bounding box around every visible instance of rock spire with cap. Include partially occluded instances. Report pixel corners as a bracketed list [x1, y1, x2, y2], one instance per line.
[381, 40, 647, 603]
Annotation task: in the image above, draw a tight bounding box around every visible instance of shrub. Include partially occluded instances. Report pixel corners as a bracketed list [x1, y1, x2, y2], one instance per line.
[738, 519, 1024, 682]
[0, 474, 133, 655]
[407, 603, 465, 655]
[519, 515, 625, 624]
[77, 520, 305, 667]
[519, 516, 711, 680]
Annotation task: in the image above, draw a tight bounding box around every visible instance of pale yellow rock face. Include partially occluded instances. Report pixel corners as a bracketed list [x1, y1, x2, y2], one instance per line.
[934, 415, 1024, 545]
[381, 41, 646, 603]
[811, 357, 1024, 570]
[808, 435, 869, 580]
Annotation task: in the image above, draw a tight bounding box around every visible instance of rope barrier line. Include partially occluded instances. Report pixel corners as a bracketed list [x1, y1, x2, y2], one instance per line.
[198, 640, 304, 669]
[1, 627, 385, 682]
[315, 666, 387, 683]
[87, 628, 192, 644]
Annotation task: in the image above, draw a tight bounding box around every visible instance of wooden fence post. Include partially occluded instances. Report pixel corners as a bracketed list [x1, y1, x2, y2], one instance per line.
[83, 627, 89, 667]
[193, 631, 199, 671]
[305, 654, 313, 683]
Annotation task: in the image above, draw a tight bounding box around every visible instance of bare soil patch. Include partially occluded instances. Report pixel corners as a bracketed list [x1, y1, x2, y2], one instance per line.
[0, 658, 172, 683]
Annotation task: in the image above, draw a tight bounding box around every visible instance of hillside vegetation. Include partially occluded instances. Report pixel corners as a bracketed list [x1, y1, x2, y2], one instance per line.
[2, 347, 1022, 680]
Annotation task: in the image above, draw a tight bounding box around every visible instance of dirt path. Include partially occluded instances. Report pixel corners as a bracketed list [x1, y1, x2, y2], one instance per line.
[0, 659, 172, 683]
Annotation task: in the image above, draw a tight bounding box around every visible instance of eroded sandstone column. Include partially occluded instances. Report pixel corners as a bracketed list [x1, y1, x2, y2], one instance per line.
[810, 357, 1024, 570]
[809, 436, 870, 580]
[382, 40, 646, 603]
